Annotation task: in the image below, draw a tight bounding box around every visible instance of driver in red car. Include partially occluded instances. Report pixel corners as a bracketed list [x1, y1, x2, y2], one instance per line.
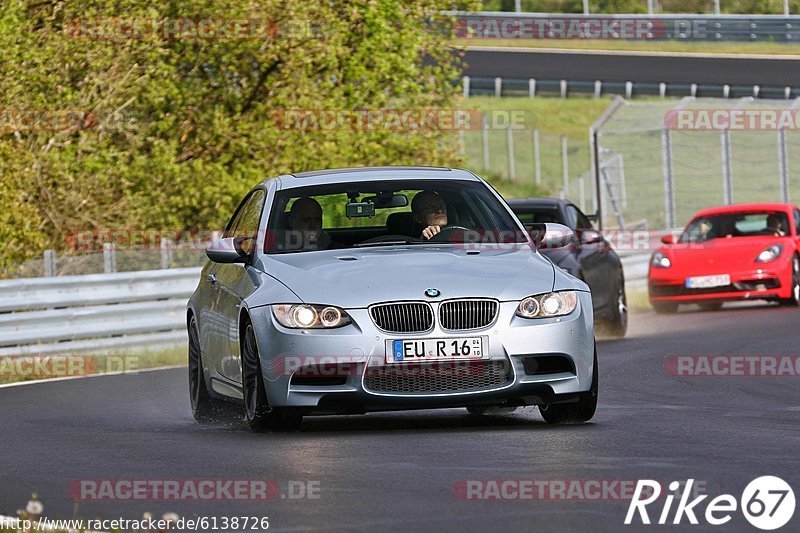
[766, 213, 788, 237]
[412, 190, 449, 240]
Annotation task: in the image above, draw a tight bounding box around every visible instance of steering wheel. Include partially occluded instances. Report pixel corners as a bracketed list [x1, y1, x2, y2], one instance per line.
[429, 225, 472, 242]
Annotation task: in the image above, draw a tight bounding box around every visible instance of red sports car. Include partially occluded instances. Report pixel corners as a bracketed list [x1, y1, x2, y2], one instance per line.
[649, 203, 800, 313]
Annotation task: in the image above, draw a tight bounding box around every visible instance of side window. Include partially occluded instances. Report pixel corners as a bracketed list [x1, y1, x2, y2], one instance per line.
[572, 206, 594, 229]
[225, 189, 266, 254]
[564, 205, 580, 229]
[794, 209, 800, 236]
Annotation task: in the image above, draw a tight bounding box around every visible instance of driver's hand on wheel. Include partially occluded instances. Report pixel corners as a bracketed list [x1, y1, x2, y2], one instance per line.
[422, 225, 442, 240]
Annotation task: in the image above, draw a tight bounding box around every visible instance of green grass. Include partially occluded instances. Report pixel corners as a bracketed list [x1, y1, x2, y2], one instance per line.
[627, 287, 652, 313]
[461, 96, 613, 202]
[456, 38, 800, 56]
[0, 347, 185, 386]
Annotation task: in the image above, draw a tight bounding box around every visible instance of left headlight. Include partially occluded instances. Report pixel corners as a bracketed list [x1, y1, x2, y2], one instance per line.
[272, 304, 352, 329]
[516, 291, 578, 319]
[755, 244, 782, 263]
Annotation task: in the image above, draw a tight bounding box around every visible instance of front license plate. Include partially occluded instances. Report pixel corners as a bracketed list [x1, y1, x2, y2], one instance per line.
[686, 274, 731, 289]
[386, 337, 486, 364]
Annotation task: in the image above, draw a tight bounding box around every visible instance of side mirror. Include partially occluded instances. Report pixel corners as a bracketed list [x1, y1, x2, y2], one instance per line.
[661, 234, 675, 245]
[206, 237, 250, 264]
[526, 223, 576, 249]
[580, 229, 604, 245]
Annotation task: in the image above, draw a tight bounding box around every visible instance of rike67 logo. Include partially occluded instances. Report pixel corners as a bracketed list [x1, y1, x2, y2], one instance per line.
[626, 477, 795, 530]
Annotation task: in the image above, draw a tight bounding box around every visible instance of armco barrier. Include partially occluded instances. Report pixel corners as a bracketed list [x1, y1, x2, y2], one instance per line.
[0, 268, 200, 357]
[451, 12, 800, 42]
[0, 256, 652, 357]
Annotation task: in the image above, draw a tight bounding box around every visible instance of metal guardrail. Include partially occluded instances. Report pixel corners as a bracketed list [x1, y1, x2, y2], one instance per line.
[465, 76, 798, 100]
[452, 12, 800, 42]
[0, 268, 200, 357]
[0, 255, 654, 357]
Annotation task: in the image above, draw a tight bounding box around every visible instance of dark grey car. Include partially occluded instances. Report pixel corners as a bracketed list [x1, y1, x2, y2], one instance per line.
[508, 198, 627, 338]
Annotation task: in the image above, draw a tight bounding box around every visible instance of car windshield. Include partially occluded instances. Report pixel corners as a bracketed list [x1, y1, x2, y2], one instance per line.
[680, 211, 790, 243]
[265, 179, 527, 253]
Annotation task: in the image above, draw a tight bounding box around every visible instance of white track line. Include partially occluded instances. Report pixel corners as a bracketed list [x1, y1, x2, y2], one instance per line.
[465, 45, 800, 61]
[0, 365, 186, 390]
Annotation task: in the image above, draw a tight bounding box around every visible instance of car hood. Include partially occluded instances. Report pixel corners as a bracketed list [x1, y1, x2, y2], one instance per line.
[256, 245, 557, 308]
[662, 237, 786, 274]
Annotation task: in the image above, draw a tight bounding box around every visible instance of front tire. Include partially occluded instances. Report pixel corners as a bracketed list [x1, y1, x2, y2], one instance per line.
[241, 320, 303, 432]
[540, 349, 598, 424]
[780, 255, 800, 307]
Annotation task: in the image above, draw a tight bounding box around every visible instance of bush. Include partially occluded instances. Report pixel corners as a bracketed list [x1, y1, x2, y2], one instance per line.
[0, 1, 476, 271]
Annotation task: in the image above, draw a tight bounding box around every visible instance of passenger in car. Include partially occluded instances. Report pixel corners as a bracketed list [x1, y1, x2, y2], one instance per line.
[285, 196, 331, 251]
[412, 190, 449, 240]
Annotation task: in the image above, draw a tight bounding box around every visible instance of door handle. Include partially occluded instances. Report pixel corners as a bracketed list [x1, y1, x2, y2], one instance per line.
[207, 273, 218, 284]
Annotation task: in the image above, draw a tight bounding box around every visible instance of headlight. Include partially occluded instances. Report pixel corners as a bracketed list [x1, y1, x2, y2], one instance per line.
[755, 244, 782, 263]
[516, 291, 578, 319]
[652, 252, 671, 268]
[272, 304, 351, 329]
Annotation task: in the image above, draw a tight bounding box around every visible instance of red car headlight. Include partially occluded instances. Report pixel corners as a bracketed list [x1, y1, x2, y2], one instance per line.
[755, 244, 782, 263]
[652, 252, 672, 269]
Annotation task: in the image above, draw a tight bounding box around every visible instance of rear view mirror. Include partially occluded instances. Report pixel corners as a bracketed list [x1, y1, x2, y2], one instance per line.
[361, 193, 409, 209]
[526, 223, 576, 249]
[661, 234, 675, 245]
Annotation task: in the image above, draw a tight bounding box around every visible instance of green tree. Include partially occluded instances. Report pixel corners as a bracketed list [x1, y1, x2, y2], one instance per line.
[0, 0, 474, 271]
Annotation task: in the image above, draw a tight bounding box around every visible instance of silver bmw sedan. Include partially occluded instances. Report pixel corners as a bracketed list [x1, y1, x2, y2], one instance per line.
[187, 166, 597, 431]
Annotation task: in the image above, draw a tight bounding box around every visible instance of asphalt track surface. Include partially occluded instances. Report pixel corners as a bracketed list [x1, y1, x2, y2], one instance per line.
[1, 302, 799, 532]
[463, 47, 800, 87]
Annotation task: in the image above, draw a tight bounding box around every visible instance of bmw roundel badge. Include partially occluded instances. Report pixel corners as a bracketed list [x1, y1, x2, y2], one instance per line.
[424, 288, 440, 298]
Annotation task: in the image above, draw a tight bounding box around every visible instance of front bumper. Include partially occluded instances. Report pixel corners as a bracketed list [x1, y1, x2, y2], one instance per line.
[648, 264, 790, 303]
[249, 292, 595, 415]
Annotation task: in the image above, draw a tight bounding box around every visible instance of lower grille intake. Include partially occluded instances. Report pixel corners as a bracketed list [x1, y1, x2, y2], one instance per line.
[363, 360, 511, 394]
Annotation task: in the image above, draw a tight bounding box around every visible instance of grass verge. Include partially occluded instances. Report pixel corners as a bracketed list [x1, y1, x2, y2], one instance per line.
[0, 346, 186, 386]
[460, 96, 613, 198]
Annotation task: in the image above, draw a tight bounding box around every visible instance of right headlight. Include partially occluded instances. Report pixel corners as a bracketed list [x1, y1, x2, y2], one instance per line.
[272, 304, 351, 329]
[652, 252, 672, 268]
[516, 291, 578, 319]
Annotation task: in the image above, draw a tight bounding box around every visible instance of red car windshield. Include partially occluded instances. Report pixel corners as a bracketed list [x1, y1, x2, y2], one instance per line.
[680, 212, 790, 243]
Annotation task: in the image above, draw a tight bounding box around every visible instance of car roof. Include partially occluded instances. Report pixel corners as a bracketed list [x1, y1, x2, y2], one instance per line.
[692, 202, 796, 219]
[506, 198, 566, 209]
[271, 166, 480, 189]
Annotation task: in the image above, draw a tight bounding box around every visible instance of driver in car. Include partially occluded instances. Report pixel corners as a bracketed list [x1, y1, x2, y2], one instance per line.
[766, 213, 787, 237]
[412, 190, 449, 240]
